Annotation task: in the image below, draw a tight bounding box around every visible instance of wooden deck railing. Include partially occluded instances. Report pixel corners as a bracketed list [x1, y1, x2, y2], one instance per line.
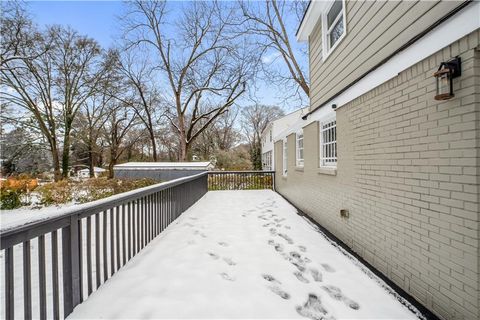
[1, 172, 208, 320]
[207, 171, 275, 190]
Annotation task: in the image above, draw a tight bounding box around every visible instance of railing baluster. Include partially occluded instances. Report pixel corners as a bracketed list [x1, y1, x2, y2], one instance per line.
[5, 246, 14, 320]
[137, 199, 140, 253]
[116, 206, 120, 269]
[23, 240, 32, 320]
[122, 204, 126, 266]
[110, 208, 115, 275]
[128, 202, 132, 261]
[62, 216, 81, 317]
[86, 216, 93, 296]
[140, 198, 145, 249]
[77, 220, 83, 303]
[51, 231, 59, 320]
[95, 213, 101, 288]
[103, 211, 108, 282]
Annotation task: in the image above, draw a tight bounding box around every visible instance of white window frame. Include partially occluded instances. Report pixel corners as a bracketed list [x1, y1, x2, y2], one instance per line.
[322, 0, 347, 61]
[282, 139, 288, 176]
[319, 117, 337, 168]
[296, 130, 304, 167]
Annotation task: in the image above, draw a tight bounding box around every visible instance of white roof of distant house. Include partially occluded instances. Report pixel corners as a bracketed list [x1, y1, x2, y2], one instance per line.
[113, 162, 213, 171]
[79, 167, 106, 173]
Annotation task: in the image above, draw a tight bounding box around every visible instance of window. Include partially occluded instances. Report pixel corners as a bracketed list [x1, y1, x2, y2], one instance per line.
[262, 151, 272, 171]
[283, 140, 287, 176]
[269, 130, 272, 142]
[323, 0, 346, 59]
[296, 131, 304, 167]
[320, 119, 337, 167]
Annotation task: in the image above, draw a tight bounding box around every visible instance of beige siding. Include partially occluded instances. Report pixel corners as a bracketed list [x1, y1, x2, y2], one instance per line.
[277, 31, 480, 320]
[309, 0, 465, 111]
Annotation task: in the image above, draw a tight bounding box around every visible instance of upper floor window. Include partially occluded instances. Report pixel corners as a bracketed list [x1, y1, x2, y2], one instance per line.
[323, 0, 346, 59]
[269, 130, 272, 142]
[296, 131, 304, 167]
[283, 140, 288, 176]
[320, 118, 337, 167]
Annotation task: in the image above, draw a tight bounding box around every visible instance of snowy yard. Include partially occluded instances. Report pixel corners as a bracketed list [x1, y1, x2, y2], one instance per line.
[68, 190, 423, 319]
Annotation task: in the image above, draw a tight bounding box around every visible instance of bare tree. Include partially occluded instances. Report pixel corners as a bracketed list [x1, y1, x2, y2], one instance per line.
[1, 22, 105, 180]
[118, 49, 164, 161]
[238, 0, 309, 100]
[193, 107, 241, 160]
[122, 0, 254, 161]
[241, 104, 284, 169]
[103, 104, 139, 178]
[0, 1, 47, 70]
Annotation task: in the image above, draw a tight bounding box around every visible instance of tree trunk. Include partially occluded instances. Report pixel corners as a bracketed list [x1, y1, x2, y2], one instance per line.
[150, 130, 158, 161]
[61, 122, 72, 178]
[88, 145, 95, 178]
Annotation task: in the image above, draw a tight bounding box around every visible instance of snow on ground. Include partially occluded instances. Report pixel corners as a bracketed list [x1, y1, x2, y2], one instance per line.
[68, 190, 423, 319]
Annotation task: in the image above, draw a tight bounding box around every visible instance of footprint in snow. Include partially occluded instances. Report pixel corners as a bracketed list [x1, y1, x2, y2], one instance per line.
[296, 294, 333, 320]
[183, 222, 194, 227]
[284, 225, 291, 230]
[268, 239, 275, 246]
[269, 228, 277, 236]
[322, 285, 360, 310]
[207, 252, 219, 260]
[187, 240, 196, 245]
[189, 217, 198, 220]
[276, 224, 282, 228]
[262, 274, 281, 284]
[275, 243, 284, 252]
[298, 245, 307, 252]
[309, 268, 322, 282]
[263, 222, 274, 227]
[278, 233, 294, 244]
[220, 272, 235, 281]
[268, 285, 290, 300]
[218, 241, 229, 247]
[290, 251, 301, 259]
[294, 271, 310, 283]
[223, 257, 236, 266]
[321, 263, 335, 273]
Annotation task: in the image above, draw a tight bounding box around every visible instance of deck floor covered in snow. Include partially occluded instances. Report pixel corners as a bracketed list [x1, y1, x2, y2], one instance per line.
[68, 190, 423, 319]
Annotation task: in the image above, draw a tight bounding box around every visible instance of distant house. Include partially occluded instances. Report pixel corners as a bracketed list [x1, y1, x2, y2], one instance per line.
[261, 107, 308, 171]
[113, 162, 214, 181]
[78, 167, 106, 179]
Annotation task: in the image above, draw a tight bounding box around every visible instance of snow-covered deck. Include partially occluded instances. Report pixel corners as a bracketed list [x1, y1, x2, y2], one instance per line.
[68, 190, 422, 319]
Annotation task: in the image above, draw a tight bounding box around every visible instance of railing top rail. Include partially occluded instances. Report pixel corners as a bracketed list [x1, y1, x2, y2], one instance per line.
[0, 172, 207, 243]
[208, 170, 275, 174]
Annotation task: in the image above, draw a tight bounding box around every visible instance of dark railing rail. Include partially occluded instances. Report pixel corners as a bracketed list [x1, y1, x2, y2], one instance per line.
[207, 171, 275, 190]
[1, 172, 208, 320]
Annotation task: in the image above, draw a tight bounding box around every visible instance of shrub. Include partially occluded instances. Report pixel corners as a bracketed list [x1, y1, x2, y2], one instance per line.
[74, 178, 157, 204]
[0, 177, 39, 209]
[36, 180, 73, 205]
[0, 189, 22, 209]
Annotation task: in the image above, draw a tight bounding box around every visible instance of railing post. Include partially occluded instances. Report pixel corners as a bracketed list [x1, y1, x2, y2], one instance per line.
[62, 215, 81, 317]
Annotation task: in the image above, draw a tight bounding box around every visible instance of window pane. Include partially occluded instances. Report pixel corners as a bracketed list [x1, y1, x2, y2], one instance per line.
[329, 18, 344, 47]
[327, 0, 343, 28]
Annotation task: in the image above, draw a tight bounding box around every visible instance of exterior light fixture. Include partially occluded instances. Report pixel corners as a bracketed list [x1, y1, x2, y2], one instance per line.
[332, 104, 337, 110]
[434, 57, 461, 101]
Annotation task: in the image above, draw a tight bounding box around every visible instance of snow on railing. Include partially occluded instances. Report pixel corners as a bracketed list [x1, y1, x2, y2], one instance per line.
[207, 171, 275, 191]
[0, 172, 208, 320]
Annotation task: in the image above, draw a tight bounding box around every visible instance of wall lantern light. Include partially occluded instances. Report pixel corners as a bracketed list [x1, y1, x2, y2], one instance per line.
[434, 57, 461, 101]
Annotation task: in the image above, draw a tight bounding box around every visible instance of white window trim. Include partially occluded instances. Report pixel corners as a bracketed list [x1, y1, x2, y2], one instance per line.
[319, 116, 337, 168]
[296, 130, 304, 167]
[322, 0, 347, 61]
[282, 139, 288, 176]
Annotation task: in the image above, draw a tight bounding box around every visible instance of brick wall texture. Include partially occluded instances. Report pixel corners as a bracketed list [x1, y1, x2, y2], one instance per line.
[274, 30, 480, 320]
